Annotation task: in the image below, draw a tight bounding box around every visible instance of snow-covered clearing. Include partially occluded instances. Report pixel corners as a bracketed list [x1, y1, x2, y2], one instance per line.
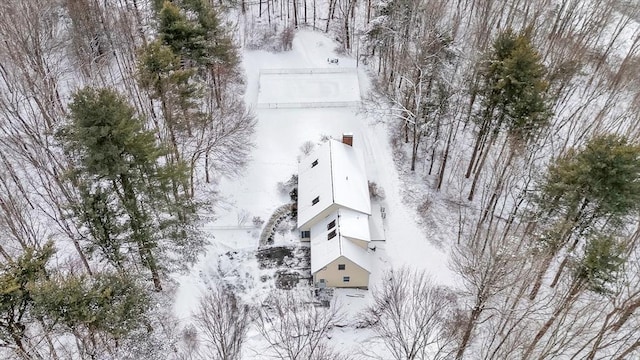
[257, 68, 361, 107]
[173, 29, 455, 356]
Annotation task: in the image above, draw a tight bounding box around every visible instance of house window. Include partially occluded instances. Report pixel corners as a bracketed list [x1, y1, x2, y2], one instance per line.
[338, 264, 345, 270]
[312, 196, 319, 205]
[327, 219, 336, 230]
[328, 230, 337, 240]
[343, 276, 350, 282]
[311, 159, 318, 168]
[301, 231, 310, 238]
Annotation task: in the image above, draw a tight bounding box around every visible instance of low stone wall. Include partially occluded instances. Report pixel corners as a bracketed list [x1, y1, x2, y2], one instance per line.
[259, 203, 294, 246]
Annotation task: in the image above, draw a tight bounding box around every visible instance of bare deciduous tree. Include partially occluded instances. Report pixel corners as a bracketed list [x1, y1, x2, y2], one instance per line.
[451, 225, 530, 360]
[190, 286, 250, 360]
[360, 268, 458, 360]
[254, 290, 346, 360]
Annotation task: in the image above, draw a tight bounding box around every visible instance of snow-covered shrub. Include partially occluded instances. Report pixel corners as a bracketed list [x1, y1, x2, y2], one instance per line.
[368, 181, 386, 200]
[277, 174, 298, 197]
[244, 23, 295, 52]
[300, 140, 315, 156]
[252, 216, 265, 228]
[280, 25, 295, 51]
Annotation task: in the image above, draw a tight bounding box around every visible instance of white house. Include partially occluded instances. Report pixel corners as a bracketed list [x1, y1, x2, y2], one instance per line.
[297, 134, 375, 289]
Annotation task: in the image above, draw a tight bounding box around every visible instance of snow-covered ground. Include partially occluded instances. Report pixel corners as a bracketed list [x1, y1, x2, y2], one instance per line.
[173, 29, 455, 356]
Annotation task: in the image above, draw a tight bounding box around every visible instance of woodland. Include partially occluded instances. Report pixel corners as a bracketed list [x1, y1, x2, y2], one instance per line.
[1, 0, 640, 359]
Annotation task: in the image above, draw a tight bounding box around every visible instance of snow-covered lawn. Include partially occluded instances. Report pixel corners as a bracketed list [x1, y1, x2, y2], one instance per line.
[173, 29, 455, 356]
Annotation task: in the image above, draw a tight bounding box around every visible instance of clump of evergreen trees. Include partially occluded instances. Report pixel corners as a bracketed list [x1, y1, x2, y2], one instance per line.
[59, 87, 203, 292]
[0, 242, 148, 358]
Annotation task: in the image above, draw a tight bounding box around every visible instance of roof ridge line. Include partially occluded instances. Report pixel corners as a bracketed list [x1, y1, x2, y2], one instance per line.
[329, 140, 336, 204]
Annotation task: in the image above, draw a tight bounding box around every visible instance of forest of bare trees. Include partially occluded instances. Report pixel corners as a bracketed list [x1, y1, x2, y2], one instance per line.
[349, 0, 640, 358]
[1, 0, 640, 358]
[0, 0, 254, 358]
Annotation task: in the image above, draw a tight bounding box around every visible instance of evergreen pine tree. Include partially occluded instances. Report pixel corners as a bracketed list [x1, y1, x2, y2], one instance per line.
[158, 1, 205, 62]
[529, 134, 640, 298]
[575, 234, 625, 295]
[138, 39, 202, 156]
[476, 28, 550, 139]
[157, 0, 239, 107]
[466, 29, 550, 200]
[497, 33, 550, 143]
[59, 87, 203, 291]
[32, 273, 149, 340]
[74, 185, 126, 270]
[541, 134, 640, 223]
[0, 242, 54, 357]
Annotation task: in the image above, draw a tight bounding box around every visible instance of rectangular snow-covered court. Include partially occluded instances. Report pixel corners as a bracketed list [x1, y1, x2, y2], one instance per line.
[257, 68, 361, 108]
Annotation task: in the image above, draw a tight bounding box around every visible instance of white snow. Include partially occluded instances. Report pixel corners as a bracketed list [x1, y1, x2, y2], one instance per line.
[310, 234, 371, 274]
[336, 208, 372, 243]
[309, 208, 372, 273]
[298, 139, 371, 230]
[329, 140, 371, 216]
[298, 139, 336, 229]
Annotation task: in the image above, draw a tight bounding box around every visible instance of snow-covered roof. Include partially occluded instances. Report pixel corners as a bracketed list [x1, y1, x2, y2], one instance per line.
[335, 208, 370, 242]
[309, 208, 372, 273]
[310, 232, 372, 274]
[297, 139, 371, 229]
[330, 140, 371, 214]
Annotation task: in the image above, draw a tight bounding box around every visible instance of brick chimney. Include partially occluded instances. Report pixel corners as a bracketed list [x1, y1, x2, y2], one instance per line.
[342, 133, 353, 146]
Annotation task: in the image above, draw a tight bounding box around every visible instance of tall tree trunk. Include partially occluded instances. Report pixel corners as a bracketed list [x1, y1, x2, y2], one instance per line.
[480, 140, 515, 223]
[428, 120, 441, 176]
[523, 282, 583, 360]
[529, 252, 553, 300]
[466, 119, 489, 178]
[611, 298, 640, 332]
[326, 0, 336, 32]
[436, 123, 454, 190]
[411, 122, 420, 171]
[118, 175, 162, 291]
[468, 130, 497, 201]
[455, 302, 484, 360]
[614, 340, 640, 360]
[157, 86, 181, 161]
[584, 311, 616, 360]
[293, 0, 298, 26]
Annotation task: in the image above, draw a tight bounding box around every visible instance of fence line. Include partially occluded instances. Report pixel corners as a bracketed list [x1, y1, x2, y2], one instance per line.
[257, 101, 360, 109]
[259, 67, 357, 75]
